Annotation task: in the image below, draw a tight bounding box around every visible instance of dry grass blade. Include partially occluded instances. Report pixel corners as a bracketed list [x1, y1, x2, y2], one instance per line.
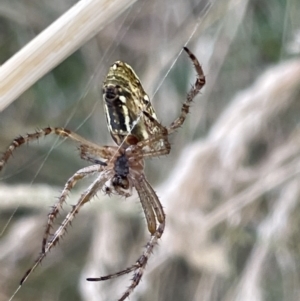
[0, 0, 137, 112]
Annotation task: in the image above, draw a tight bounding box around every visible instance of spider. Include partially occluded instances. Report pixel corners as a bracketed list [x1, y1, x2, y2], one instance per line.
[0, 47, 205, 301]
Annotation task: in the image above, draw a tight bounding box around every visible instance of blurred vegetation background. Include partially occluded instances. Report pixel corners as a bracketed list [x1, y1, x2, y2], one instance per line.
[1, 0, 300, 300]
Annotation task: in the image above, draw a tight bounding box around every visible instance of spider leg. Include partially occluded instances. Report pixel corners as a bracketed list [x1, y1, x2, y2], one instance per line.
[128, 113, 170, 158]
[87, 222, 165, 301]
[42, 164, 105, 253]
[134, 134, 171, 158]
[138, 111, 171, 155]
[20, 171, 109, 286]
[136, 181, 157, 234]
[138, 176, 165, 229]
[115, 176, 165, 300]
[168, 47, 206, 134]
[118, 222, 165, 301]
[79, 145, 119, 166]
[136, 174, 165, 227]
[87, 175, 165, 301]
[0, 127, 109, 171]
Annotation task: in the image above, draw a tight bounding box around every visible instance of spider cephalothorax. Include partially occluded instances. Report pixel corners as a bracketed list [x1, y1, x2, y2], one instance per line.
[0, 47, 205, 301]
[112, 153, 131, 190]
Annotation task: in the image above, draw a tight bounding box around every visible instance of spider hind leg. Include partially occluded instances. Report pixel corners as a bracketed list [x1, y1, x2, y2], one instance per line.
[87, 222, 165, 301]
[42, 165, 103, 253]
[19, 168, 107, 286]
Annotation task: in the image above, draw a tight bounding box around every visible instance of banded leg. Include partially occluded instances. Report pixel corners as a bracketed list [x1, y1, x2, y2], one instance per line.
[42, 165, 104, 253]
[128, 114, 171, 158]
[168, 47, 206, 134]
[139, 111, 171, 156]
[79, 145, 119, 166]
[128, 132, 170, 159]
[20, 172, 109, 286]
[0, 127, 107, 171]
[135, 175, 165, 233]
[118, 222, 165, 301]
[87, 222, 165, 301]
[87, 176, 165, 301]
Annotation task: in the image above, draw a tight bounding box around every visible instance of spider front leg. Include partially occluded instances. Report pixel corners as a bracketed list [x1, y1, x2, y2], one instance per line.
[168, 47, 206, 134]
[0, 127, 107, 171]
[131, 110, 171, 158]
[20, 168, 108, 286]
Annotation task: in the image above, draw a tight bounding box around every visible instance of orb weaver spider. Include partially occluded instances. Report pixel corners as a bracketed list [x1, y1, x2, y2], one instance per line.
[0, 47, 205, 301]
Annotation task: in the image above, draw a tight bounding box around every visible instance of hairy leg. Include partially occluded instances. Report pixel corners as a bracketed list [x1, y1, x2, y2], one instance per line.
[168, 47, 206, 134]
[87, 175, 165, 301]
[0, 127, 108, 171]
[42, 164, 104, 253]
[20, 173, 109, 286]
[87, 221, 165, 301]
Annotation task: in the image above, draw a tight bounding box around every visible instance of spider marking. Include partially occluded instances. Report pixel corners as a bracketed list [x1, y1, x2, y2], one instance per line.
[0, 47, 205, 301]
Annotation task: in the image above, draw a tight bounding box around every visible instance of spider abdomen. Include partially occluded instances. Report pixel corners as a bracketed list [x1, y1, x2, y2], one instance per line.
[103, 61, 160, 147]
